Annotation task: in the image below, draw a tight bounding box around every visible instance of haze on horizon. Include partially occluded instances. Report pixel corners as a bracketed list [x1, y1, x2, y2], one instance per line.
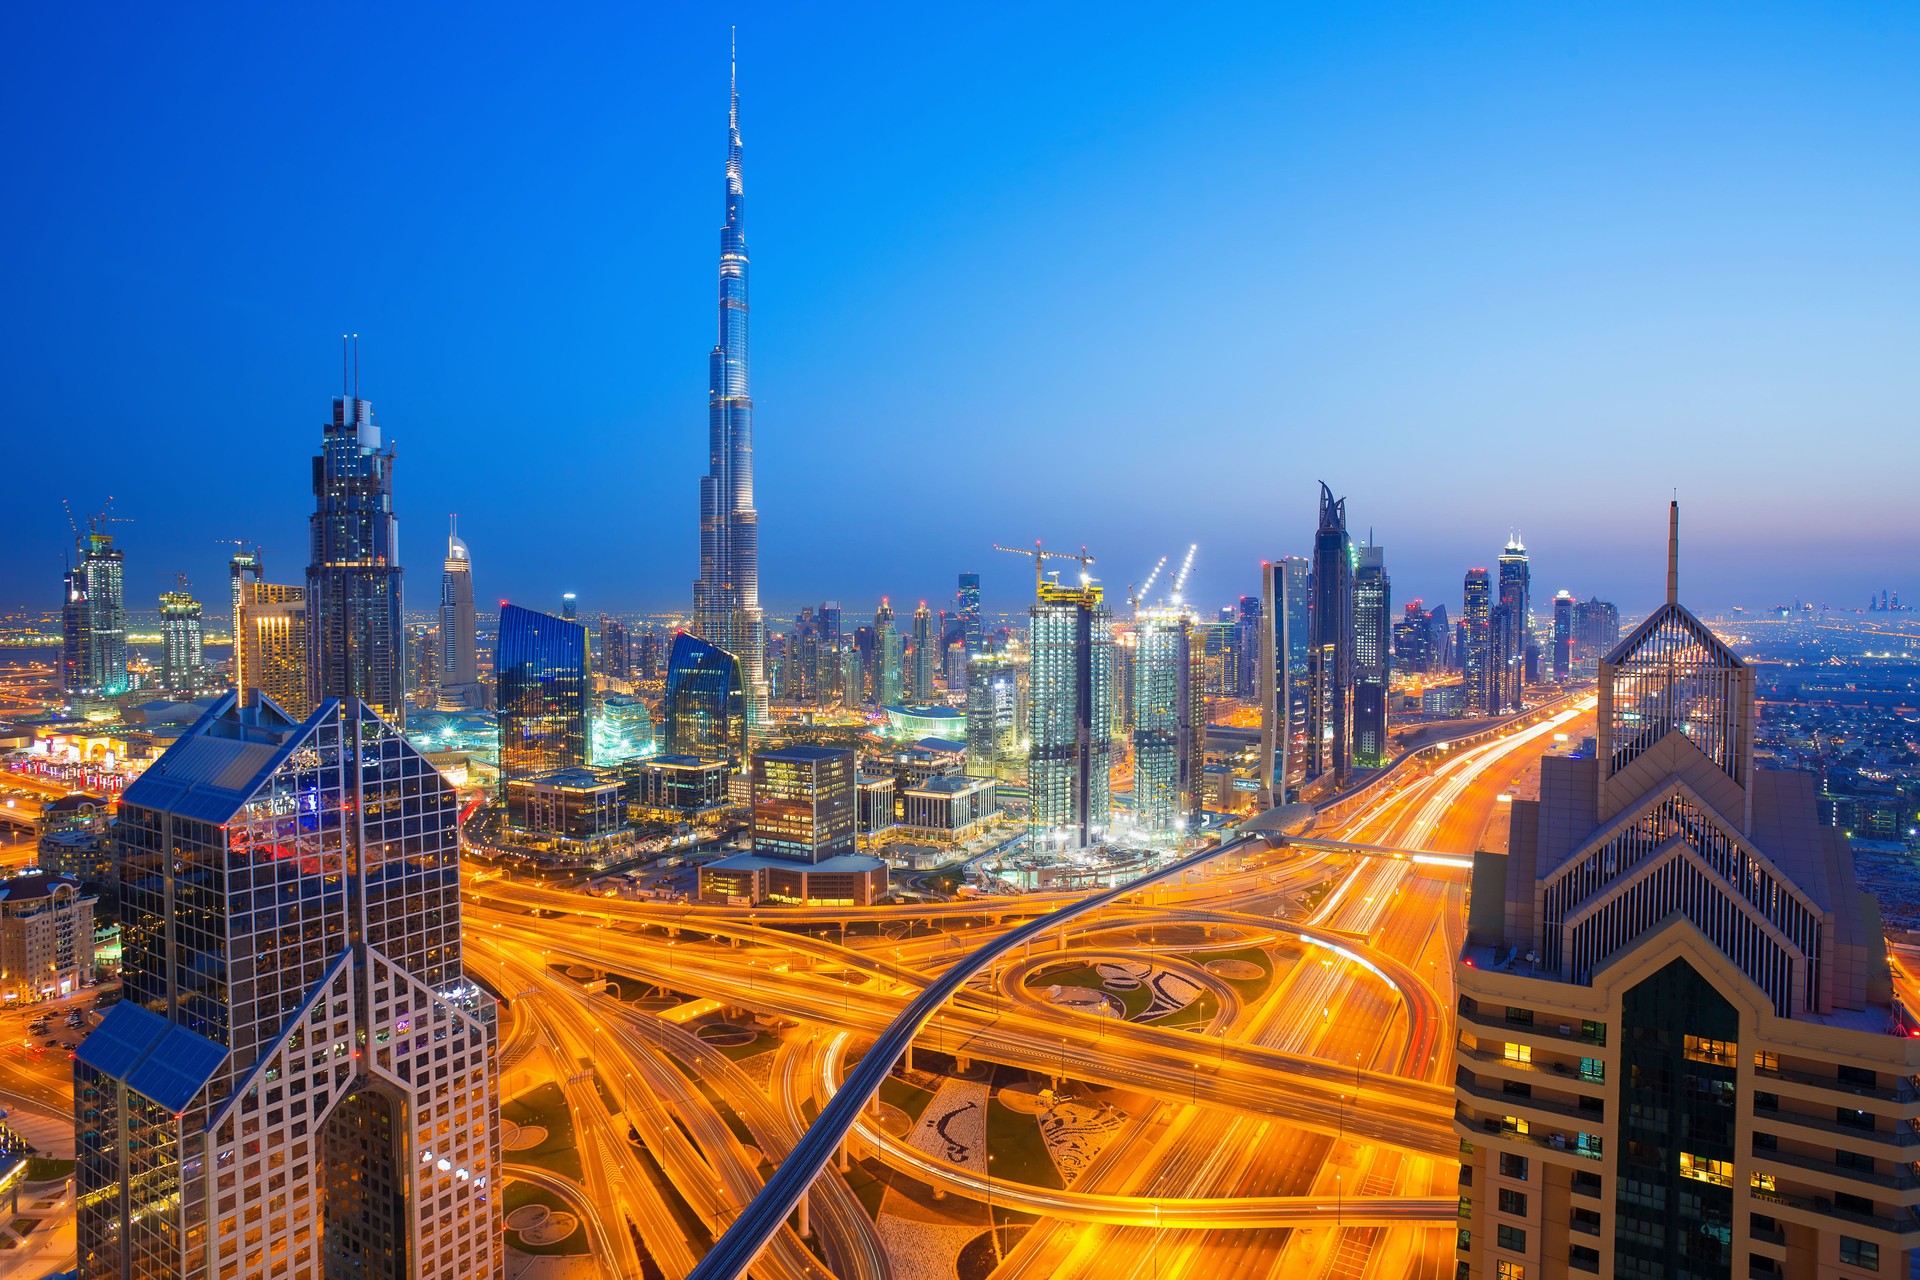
[3, 2, 1916, 624]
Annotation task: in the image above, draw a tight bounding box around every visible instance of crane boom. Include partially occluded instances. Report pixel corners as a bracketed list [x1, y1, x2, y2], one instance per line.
[993, 541, 1098, 600]
[1171, 543, 1198, 603]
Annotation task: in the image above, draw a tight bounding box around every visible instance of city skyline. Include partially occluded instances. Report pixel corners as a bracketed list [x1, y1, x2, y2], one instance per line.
[4, 4, 1918, 617]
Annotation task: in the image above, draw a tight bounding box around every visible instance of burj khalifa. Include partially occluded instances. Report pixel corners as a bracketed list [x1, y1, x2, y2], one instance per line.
[693, 42, 769, 726]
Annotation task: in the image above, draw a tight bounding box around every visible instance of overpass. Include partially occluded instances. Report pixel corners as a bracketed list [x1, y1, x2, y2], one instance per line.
[1279, 835, 1474, 869]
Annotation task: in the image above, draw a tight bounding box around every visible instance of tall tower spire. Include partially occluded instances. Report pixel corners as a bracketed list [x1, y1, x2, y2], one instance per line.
[693, 32, 768, 727]
[1666, 499, 1680, 605]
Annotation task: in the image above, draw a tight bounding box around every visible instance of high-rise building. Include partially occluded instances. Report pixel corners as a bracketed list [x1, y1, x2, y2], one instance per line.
[306, 388, 405, 724]
[1462, 568, 1494, 715]
[1132, 607, 1205, 838]
[1573, 597, 1621, 676]
[1394, 600, 1430, 673]
[1259, 556, 1311, 805]
[1426, 602, 1453, 671]
[839, 646, 863, 710]
[910, 602, 935, 702]
[158, 584, 208, 697]
[239, 583, 312, 719]
[751, 744, 856, 863]
[958, 572, 983, 653]
[438, 517, 484, 710]
[1497, 533, 1531, 712]
[560, 592, 577, 621]
[874, 600, 903, 706]
[77, 693, 501, 1280]
[1455, 504, 1912, 1280]
[964, 651, 1019, 779]
[495, 603, 590, 784]
[1234, 595, 1262, 698]
[1306, 484, 1355, 785]
[61, 523, 129, 699]
[692, 49, 769, 727]
[1352, 544, 1391, 767]
[1028, 577, 1113, 848]
[663, 631, 747, 764]
[227, 546, 263, 688]
[600, 617, 631, 681]
[1551, 589, 1575, 682]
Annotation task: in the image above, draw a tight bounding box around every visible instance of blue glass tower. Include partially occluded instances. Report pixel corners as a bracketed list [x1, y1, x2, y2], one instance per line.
[663, 631, 747, 765]
[496, 603, 591, 783]
[307, 386, 406, 724]
[693, 42, 769, 726]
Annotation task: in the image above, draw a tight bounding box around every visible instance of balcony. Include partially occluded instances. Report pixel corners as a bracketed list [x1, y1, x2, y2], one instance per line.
[1454, 1104, 1602, 1161]
[1751, 1140, 1920, 1192]
[1754, 1062, 1920, 1107]
[1749, 1186, 1920, 1236]
[1459, 1043, 1603, 1085]
[1756, 1105, 1919, 1149]
[1457, 1067, 1604, 1127]
[1457, 1002, 1605, 1046]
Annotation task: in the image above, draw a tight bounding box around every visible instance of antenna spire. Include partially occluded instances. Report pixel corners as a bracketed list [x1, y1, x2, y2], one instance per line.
[342, 334, 349, 395]
[1666, 499, 1680, 605]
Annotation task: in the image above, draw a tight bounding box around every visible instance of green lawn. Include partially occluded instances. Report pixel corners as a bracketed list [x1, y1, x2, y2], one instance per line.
[501, 1179, 591, 1257]
[1193, 945, 1276, 1000]
[501, 1082, 584, 1181]
[878, 1074, 934, 1123]
[984, 1093, 1062, 1190]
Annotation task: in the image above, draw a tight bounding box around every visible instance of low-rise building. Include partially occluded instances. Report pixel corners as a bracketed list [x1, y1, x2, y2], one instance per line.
[0, 872, 96, 1001]
[898, 774, 998, 845]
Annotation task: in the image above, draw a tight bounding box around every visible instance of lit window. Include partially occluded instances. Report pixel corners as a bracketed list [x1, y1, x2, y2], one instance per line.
[1504, 1042, 1533, 1065]
[1754, 1049, 1779, 1072]
[1679, 1152, 1733, 1187]
[1683, 1035, 1737, 1067]
[1750, 1171, 1776, 1193]
[1497, 1261, 1527, 1280]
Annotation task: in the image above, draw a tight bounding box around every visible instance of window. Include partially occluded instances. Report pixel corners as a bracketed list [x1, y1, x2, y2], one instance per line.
[1503, 1041, 1532, 1065]
[1495, 1223, 1527, 1252]
[1575, 1131, 1603, 1159]
[1679, 1152, 1733, 1186]
[1840, 1236, 1880, 1271]
[1754, 1049, 1778, 1071]
[1836, 1192, 1874, 1217]
[1457, 1229, 1471, 1252]
[1838, 1065, 1876, 1089]
[1755, 1131, 1777, 1151]
[1578, 1057, 1604, 1083]
[1750, 1170, 1777, 1193]
[1502, 1116, 1529, 1136]
[1569, 1244, 1599, 1273]
[1499, 1153, 1529, 1180]
[1505, 1007, 1534, 1026]
[1571, 1207, 1601, 1235]
[1503, 1080, 1532, 1098]
[1755, 1091, 1779, 1112]
[1836, 1107, 1875, 1132]
[1459, 1165, 1473, 1186]
[1580, 1020, 1606, 1046]
[1682, 1035, 1737, 1066]
[1497, 1262, 1527, 1280]
[1498, 1189, 1528, 1216]
[1837, 1148, 1875, 1174]
[1459, 1196, 1473, 1219]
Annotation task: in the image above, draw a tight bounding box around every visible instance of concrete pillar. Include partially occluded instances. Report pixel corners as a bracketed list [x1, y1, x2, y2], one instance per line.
[904, 1041, 914, 1073]
[798, 1188, 811, 1238]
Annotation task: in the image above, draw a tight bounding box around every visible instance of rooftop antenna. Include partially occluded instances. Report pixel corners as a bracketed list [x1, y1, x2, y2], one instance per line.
[1666, 498, 1680, 606]
[352, 333, 360, 400]
[342, 334, 350, 395]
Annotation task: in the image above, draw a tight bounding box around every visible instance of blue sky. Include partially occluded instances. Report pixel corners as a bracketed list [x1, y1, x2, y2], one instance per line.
[4, 2, 1916, 623]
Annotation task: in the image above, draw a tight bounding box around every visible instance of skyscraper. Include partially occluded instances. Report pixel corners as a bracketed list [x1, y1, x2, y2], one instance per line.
[1393, 600, 1430, 673]
[495, 603, 591, 784]
[1234, 595, 1262, 698]
[964, 651, 1019, 779]
[1573, 597, 1621, 675]
[307, 386, 405, 724]
[438, 518, 485, 710]
[600, 617, 630, 681]
[1259, 556, 1310, 805]
[1462, 568, 1493, 715]
[910, 602, 935, 702]
[750, 744, 856, 863]
[1306, 484, 1354, 785]
[76, 693, 501, 1280]
[1352, 544, 1391, 767]
[157, 584, 207, 697]
[1551, 589, 1574, 682]
[1455, 505, 1912, 1280]
[957, 572, 982, 653]
[662, 632, 747, 765]
[873, 600, 903, 706]
[1497, 533, 1531, 712]
[1132, 606, 1205, 838]
[239, 583, 311, 719]
[227, 546, 263, 689]
[1028, 576, 1113, 849]
[692, 46, 769, 727]
[61, 522, 128, 699]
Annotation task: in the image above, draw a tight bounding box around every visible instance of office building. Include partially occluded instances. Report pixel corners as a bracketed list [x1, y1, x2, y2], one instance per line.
[1427, 603, 1454, 671]
[965, 651, 1020, 779]
[839, 646, 864, 709]
[1132, 606, 1205, 839]
[691, 51, 769, 727]
[36, 793, 113, 889]
[227, 546, 263, 688]
[438, 517, 485, 710]
[306, 387, 406, 723]
[1456, 504, 1918, 1280]
[898, 774, 998, 845]
[1463, 568, 1494, 715]
[76, 693, 501, 1280]
[700, 745, 885, 905]
[662, 631, 746, 764]
[876, 603, 904, 707]
[61, 522, 129, 699]
[495, 603, 590, 784]
[1552, 589, 1575, 682]
[560, 592, 577, 621]
[591, 691, 654, 765]
[1234, 595, 1262, 699]
[1259, 556, 1311, 805]
[158, 586, 209, 697]
[1574, 598, 1622, 676]
[238, 583, 312, 719]
[1497, 533, 1531, 712]
[910, 601, 935, 702]
[1394, 600, 1431, 673]
[1028, 576, 1113, 849]
[1306, 483, 1354, 785]
[1353, 544, 1391, 768]
[958, 572, 983, 652]
[0, 872, 95, 1003]
[600, 618, 630, 680]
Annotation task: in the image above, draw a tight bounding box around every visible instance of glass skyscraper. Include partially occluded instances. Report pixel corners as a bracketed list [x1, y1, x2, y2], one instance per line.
[751, 744, 856, 863]
[1462, 567, 1493, 714]
[1306, 483, 1354, 785]
[437, 517, 484, 711]
[692, 49, 769, 726]
[958, 572, 983, 652]
[76, 693, 500, 1280]
[1352, 545, 1391, 767]
[307, 391, 406, 724]
[157, 586, 207, 696]
[61, 526, 129, 698]
[663, 631, 746, 764]
[495, 603, 591, 783]
[1132, 607, 1204, 838]
[1028, 581, 1113, 848]
[1496, 533, 1531, 712]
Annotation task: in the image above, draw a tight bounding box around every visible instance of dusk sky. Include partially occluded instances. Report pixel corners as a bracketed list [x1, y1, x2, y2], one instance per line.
[5, 2, 1917, 624]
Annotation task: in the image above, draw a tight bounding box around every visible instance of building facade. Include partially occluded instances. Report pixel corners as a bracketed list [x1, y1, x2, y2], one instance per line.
[1259, 556, 1311, 805]
[238, 583, 311, 720]
[1306, 484, 1354, 785]
[662, 632, 746, 765]
[0, 872, 96, 1002]
[1455, 507, 1915, 1280]
[1027, 580, 1113, 849]
[1132, 607, 1205, 839]
[62, 525, 129, 699]
[76, 693, 501, 1280]
[158, 587, 209, 697]
[438, 518, 484, 711]
[495, 604, 590, 784]
[306, 392, 406, 723]
[1352, 544, 1391, 768]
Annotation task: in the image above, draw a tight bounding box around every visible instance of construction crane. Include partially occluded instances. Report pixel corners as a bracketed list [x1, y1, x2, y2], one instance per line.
[64, 497, 132, 545]
[1170, 543, 1198, 605]
[1127, 554, 1169, 617]
[992, 541, 1096, 598]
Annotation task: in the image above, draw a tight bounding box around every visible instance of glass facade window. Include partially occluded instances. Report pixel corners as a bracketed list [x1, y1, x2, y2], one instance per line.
[1027, 586, 1112, 849]
[751, 745, 855, 863]
[306, 394, 407, 722]
[496, 603, 591, 783]
[663, 632, 747, 764]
